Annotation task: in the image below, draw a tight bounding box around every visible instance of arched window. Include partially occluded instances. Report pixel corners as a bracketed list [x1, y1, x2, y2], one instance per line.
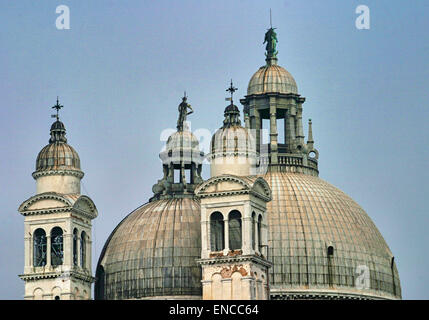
[229, 210, 242, 250]
[327, 245, 334, 286]
[33, 229, 47, 267]
[210, 212, 224, 251]
[51, 227, 64, 266]
[258, 215, 262, 251]
[252, 212, 256, 250]
[80, 231, 86, 268]
[73, 228, 78, 266]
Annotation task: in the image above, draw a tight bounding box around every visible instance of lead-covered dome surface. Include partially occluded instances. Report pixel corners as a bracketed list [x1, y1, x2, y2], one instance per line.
[166, 130, 200, 152]
[210, 126, 256, 156]
[34, 119, 82, 173]
[95, 197, 202, 300]
[263, 172, 401, 299]
[35, 142, 81, 172]
[247, 64, 298, 95]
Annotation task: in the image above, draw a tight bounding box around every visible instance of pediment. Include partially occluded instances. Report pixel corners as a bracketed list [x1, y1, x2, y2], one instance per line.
[195, 175, 271, 201]
[251, 177, 272, 200]
[72, 196, 97, 217]
[203, 180, 248, 193]
[19, 193, 72, 213]
[195, 175, 251, 196]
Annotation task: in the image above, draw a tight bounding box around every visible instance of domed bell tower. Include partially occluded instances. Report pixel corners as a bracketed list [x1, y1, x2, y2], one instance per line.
[18, 99, 97, 300]
[240, 27, 319, 175]
[196, 83, 273, 300]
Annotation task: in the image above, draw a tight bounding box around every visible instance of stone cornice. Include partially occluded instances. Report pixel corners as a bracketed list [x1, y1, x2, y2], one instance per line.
[269, 289, 399, 301]
[209, 151, 258, 159]
[32, 169, 84, 180]
[197, 254, 272, 268]
[241, 92, 306, 103]
[20, 207, 71, 217]
[19, 270, 94, 283]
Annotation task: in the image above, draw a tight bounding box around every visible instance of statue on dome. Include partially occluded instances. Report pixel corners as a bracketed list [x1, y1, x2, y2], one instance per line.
[264, 27, 278, 58]
[177, 93, 193, 132]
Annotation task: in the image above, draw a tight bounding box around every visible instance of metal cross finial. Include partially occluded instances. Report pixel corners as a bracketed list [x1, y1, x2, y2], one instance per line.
[51, 96, 64, 121]
[226, 79, 237, 103]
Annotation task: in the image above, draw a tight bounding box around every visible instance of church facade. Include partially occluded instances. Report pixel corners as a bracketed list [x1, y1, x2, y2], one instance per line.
[18, 27, 401, 300]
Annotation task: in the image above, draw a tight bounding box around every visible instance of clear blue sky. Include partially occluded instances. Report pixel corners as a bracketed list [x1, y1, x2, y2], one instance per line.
[1, 0, 428, 299]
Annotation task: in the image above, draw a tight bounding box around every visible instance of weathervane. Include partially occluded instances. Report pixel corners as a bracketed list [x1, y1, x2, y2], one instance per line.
[225, 79, 237, 104]
[51, 97, 63, 121]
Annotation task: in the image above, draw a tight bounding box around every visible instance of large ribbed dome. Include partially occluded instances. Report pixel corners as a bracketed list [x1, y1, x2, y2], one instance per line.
[95, 198, 202, 300]
[263, 171, 401, 300]
[247, 64, 298, 95]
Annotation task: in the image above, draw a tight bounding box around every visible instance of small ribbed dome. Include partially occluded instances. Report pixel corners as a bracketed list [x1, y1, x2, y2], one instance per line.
[247, 64, 298, 95]
[35, 142, 81, 172]
[50, 120, 66, 131]
[95, 197, 202, 299]
[166, 130, 200, 152]
[211, 126, 256, 156]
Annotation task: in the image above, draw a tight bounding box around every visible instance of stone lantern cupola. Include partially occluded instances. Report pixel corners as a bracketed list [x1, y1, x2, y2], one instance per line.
[151, 95, 204, 201]
[240, 28, 319, 175]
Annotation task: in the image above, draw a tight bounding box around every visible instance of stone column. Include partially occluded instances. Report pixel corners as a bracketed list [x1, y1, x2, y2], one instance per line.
[77, 234, 81, 268]
[296, 107, 305, 147]
[254, 215, 260, 255]
[86, 234, 91, 271]
[221, 278, 232, 300]
[24, 224, 31, 271]
[223, 218, 229, 254]
[46, 235, 51, 267]
[201, 279, 212, 300]
[269, 99, 278, 166]
[168, 162, 174, 183]
[254, 111, 261, 154]
[242, 203, 252, 255]
[256, 279, 263, 300]
[285, 105, 296, 152]
[261, 221, 268, 257]
[180, 162, 185, 184]
[200, 207, 209, 258]
[241, 276, 254, 300]
[289, 114, 296, 141]
[63, 224, 72, 266]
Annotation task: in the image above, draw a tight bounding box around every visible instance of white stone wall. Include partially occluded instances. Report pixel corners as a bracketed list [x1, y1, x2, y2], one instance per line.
[201, 262, 269, 300]
[36, 175, 81, 194]
[210, 156, 257, 177]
